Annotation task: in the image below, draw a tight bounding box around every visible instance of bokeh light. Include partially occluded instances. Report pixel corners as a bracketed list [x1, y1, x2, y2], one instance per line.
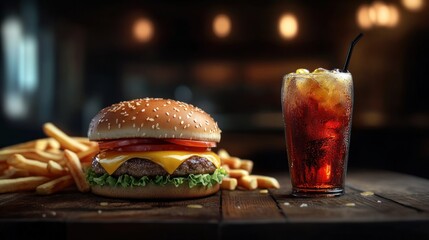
[133, 18, 153, 43]
[213, 14, 231, 38]
[401, 0, 424, 11]
[278, 13, 298, 40]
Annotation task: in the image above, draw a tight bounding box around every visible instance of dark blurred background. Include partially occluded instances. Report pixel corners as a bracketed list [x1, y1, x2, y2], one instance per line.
[1, 0, 428, 178]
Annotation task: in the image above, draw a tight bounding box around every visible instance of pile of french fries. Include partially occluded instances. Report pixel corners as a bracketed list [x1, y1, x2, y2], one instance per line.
[0, 122, 279, 195]
[0, 123, 99, 195]
[218, 149, 280, 191]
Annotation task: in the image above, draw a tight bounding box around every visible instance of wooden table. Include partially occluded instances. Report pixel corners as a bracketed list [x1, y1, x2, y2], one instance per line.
[1, 170, 428, 240]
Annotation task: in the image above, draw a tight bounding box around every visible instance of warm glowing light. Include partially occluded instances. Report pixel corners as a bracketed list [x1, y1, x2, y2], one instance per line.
[357, 2, 401, 29]
[278, 13, 298, 40]
[213, 14, 231, 38]
[133, 18, 153, 42]
[373, 2, 391, 26]
[357, 5, 373, 29]
[387, 5, 400, 27]
[401, 0, 424, 11]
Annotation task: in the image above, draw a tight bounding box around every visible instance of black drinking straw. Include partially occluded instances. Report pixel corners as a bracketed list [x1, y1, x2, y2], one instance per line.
[343, 33, 364, 72]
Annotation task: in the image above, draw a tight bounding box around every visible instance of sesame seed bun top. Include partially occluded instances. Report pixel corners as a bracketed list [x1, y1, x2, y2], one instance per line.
[87, 98, 221, 142]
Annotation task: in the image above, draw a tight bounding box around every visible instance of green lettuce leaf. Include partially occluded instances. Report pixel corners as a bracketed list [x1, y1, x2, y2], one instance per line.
[86, 168, 227, 188]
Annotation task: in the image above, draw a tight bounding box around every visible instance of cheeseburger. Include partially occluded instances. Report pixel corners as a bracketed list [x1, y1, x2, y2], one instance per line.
[86, 98, 226, 199]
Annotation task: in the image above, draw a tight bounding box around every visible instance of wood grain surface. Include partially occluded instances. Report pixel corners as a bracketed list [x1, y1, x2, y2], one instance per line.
[1, 170, 428, 240]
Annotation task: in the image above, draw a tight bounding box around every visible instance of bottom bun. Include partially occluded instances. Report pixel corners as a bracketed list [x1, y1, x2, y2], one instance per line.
[91, 183, 220, 199]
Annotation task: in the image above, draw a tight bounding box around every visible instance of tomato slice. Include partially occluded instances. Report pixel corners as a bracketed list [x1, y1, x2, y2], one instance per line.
[165, 139, 217, 148]
[116, 144, 209, 152]
[98, 138, 163, 150]
[98, 138, 213, 152]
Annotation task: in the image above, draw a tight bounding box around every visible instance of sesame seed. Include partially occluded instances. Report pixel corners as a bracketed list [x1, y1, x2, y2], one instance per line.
[132, 116, 136, 120]
[173, 114, 177, 118]
[118, 123, 121, 128]
[152, 125, 155, 129]
[180, 121, 184, 125]
[179, 116, 182, 120]
[155, 114, 159, 118]
[193, 119, 197, 123]
[153, 108, 157, 112]
[166, 112, 170, 116]
[167, 100, 171, 104]
[141, 123, 144, 127]
[133, 123, 136, 128]
[167, 119, 171, 123]
[174, 126, 177, 131]
[141, 109, 145, 112]
[146, 103, 150, 107]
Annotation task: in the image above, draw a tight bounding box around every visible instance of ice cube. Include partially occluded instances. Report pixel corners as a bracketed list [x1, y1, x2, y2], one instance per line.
[296, 68, 310, 74]
[313, 68, 329, 73]
[296, 77, 321, 98]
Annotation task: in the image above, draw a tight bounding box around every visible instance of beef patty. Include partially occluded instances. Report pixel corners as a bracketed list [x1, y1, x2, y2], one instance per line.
[91, 156, 217, 178]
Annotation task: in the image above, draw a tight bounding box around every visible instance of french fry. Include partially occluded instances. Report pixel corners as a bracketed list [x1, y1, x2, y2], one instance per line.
[222, 157, 242, 169]
[7, 154, 51, 176]
[73, 137, 98, 148]
[239, 160, 254, 173]
[221, 164, 230, 173]
[228, 169, 249, 178]
[0, 140, 37, 150]
[47, 138, 61, 150]
[35, 139, 49, 151]
[0, 167, 30, 179]
[237, 176, 257, 190]
[0, 176, 50, 193]
[64, 150, 90, 192]
[218, 149, 230, 159]
[249, 175, 280, 189]
[221, 177, 237, 190]
[0, 148, 63, 163]
[47, 160, 67, 176]
[43, 123, 88, 152]
[46, 148, 63, 155]
[0, 148, 35, 161]
[23, 149, 64, 162]
[36, 175, 74, 195]
[77, 145, 99, 162]
[2, 167, 30, 178]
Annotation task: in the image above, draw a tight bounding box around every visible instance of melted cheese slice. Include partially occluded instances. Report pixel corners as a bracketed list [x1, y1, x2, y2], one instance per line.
[96, 151, 220, 175]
